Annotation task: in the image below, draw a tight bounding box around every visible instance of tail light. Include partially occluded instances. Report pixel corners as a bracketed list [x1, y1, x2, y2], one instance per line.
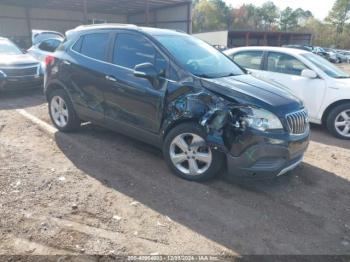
[44, 55, 55, 67]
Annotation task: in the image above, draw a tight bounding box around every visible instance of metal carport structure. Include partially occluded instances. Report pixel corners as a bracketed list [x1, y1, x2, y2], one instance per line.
[0, 0, 192, 47]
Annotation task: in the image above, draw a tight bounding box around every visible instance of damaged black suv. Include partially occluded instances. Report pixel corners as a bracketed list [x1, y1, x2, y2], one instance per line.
[44, 24, 310, 181]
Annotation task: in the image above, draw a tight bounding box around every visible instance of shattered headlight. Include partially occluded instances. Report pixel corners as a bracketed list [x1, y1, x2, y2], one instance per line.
[242, 108, 283, 132]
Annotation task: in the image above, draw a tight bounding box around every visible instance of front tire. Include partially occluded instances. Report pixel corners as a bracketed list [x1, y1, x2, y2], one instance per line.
[48, 89, 80, 132]
[163, 123, 224, 181]
[326, 103, 350, 140]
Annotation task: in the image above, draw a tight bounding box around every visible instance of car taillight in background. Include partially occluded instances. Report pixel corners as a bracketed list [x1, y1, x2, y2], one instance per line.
[44, 55, 55, 67]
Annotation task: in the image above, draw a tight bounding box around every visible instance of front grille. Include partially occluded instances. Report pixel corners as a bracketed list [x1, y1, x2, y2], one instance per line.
[0, 65, 39, 77]
[286, 109, 309, 135]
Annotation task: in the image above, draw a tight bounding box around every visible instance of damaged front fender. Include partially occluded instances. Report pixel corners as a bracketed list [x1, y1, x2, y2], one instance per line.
[162, 90, 252, 153]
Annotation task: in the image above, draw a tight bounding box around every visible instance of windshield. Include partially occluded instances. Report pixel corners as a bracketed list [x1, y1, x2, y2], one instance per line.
[0, 39, 23, 55]
[154, 34, 244, 78]
[302, 53, 350, 79]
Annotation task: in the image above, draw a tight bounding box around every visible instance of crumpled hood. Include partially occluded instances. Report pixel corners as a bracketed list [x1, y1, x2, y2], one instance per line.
[0, 54, 39, 67]
[201, 74, 303, 117]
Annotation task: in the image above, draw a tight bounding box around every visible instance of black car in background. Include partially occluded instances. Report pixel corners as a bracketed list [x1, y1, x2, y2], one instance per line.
[282, 45, 313, 52]
[44, 24, 309, 181]
[0, 37, 43, 91]
[313, 46, 330, 59]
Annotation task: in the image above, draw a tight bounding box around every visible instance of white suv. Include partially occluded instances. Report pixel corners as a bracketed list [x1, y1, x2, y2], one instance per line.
[225, 46, 350, 139]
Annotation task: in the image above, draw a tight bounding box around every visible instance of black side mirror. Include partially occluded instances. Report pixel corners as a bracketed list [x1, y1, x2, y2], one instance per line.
[134, 63, 159, 87]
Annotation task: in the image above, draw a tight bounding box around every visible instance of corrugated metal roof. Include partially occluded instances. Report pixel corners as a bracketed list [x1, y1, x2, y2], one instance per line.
[0, 0, 191, 14]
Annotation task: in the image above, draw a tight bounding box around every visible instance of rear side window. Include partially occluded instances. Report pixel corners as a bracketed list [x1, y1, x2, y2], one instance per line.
[74, 33, 109, 61]
[38, 39, 61, 52]
[72, 37, 83, 52]
[232, 51, 263, 70]
[113, 34, 159, 70]
[267, 52, 308, 76]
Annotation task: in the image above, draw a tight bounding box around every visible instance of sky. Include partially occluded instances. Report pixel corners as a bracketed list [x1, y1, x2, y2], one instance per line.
[224, 0, 336, 20]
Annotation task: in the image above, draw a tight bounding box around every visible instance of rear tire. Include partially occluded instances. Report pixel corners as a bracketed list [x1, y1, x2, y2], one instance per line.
[163, 122, 224, 181]
[48, 89, 80, 132]
[326, 103, 350, 140]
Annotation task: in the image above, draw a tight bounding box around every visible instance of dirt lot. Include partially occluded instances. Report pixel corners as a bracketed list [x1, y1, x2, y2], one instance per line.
[0, 65, 350, 257]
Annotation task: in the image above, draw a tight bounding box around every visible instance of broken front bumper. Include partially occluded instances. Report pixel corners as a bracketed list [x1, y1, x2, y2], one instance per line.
[226, 131, 310, 178]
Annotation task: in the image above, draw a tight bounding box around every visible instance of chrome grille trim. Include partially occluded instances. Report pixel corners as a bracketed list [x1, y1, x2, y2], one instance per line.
[0, 65, 39, 77]
[286, 109, 309, 135]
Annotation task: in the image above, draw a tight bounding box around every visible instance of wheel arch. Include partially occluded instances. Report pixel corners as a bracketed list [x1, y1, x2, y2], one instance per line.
[45, 80, 69, 100]
[45, 80, 80, 120]
[321, 99, 350, 124]
[162, 117, 201, 142]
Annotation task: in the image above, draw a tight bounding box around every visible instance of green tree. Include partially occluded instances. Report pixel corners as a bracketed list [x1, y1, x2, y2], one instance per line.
[279, 8, 313, 31]
[192, 0, 231, 33]
[260, 1, 279, 30]
[232, 4, 260, 30]
[279, 7, 298, 31]
[211, 0, 233, 29]
[294, 8, 313, 22]
[301, 17, 335, 47]
[245, 4, 263, 29]
[326, 0, 350, 45]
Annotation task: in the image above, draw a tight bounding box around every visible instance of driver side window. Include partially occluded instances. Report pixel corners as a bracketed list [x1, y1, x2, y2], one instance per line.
[267, 52, 308, 76]
[113, 34, 169, 77]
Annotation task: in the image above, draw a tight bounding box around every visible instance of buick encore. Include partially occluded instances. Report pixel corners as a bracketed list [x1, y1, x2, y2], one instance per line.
[44, 24, 310, 181]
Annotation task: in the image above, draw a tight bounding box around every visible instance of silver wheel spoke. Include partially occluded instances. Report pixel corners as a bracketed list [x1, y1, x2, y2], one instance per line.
[196, 152, 211, 164]
[188, 159, 199, 175]
[62, 109, 69, 117]
[53, 111, 60, 121]
[58, 97, 64, 110]
[335, 121, 346, 127]
[171, 153, 187, 164]
[59, 114, 65, 125]
[342, 126, 350, 135]
[341, 112, 349, 120]
[191, 134, 206, 148]
[52, 99, 59, 109]
[173, 136, 189, 152]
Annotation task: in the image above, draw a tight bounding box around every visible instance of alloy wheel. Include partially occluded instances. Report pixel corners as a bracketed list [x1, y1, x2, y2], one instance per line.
[50, 95, 69, 128]
[334, 110, 350, 138]
[169, 133, 212, 176]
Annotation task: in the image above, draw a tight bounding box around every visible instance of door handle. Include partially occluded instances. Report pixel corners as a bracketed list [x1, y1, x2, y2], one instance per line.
[105, 75, 118, 82]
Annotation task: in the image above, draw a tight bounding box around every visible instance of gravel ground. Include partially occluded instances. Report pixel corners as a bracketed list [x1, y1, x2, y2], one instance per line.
[0, 64, 350, 257]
